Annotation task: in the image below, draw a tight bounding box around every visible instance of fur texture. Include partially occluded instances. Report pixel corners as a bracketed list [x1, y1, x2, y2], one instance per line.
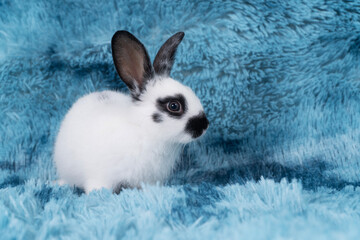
[54, 77, 206, 193]
[1, 0, 360, 239]
[54, 31, 207, 193]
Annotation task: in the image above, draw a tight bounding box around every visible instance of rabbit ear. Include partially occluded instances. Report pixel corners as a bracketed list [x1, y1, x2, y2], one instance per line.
[153, 32, 185, 76]
[111, 31, 154, 98]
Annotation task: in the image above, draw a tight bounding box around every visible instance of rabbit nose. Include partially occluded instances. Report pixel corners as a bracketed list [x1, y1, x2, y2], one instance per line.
[185, 112, 209, 138]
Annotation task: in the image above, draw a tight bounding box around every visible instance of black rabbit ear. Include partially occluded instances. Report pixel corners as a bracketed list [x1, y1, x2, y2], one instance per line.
[111, 31, 154, 98]
[153, 32, 185, 76]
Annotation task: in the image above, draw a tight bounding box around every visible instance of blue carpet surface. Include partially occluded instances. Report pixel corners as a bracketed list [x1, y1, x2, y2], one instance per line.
[1, 0, 360, 239]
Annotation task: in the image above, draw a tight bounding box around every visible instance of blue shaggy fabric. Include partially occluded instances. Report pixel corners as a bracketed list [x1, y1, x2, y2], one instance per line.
[1, 0, 360, 239]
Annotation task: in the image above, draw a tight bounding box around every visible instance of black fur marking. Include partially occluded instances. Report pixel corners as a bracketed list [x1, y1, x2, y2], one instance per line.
[113, 182, 131, 194]
[152, 113, 163, 123]
[153, 32, 185, 76]
[113, 182, 141, 194]
[185, 112, 209, 138]
[156, 94, 187, 118]
[132, 95, 141, 102]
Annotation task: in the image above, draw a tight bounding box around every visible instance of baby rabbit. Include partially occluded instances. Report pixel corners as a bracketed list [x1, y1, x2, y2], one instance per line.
[54, 31, 209, 194]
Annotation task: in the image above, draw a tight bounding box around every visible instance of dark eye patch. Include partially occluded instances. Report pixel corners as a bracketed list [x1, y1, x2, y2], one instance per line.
[156, 94, 187, 118]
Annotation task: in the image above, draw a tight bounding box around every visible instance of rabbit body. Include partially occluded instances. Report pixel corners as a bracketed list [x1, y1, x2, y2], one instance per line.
[54, 31, 209, 193]
[55, 90, 181, 193]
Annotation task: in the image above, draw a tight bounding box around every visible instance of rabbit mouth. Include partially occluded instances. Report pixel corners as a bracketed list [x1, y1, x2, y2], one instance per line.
[185, 112, 209, 139]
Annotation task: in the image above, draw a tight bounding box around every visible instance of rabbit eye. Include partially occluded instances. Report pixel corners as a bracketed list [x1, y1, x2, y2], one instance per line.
[167, 101, 181, 112]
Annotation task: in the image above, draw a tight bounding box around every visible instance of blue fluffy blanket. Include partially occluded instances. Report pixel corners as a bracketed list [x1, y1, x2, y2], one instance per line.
[1, 0, 360, 239]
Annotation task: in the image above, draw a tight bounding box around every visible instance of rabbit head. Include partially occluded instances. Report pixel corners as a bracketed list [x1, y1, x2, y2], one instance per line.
[111, 31, 209, 144]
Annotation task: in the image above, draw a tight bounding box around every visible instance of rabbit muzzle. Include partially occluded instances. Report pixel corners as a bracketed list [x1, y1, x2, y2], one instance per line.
[185, 112, 209, 139]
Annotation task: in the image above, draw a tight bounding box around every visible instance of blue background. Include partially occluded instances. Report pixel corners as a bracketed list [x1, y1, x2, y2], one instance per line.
[1, 0, 360, 239]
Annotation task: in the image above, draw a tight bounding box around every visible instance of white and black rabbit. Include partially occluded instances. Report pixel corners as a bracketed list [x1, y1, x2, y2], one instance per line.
[54, 31, 209, 194]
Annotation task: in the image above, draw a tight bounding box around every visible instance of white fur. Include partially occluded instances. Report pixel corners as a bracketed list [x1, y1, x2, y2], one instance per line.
[54, 76, 205, 193]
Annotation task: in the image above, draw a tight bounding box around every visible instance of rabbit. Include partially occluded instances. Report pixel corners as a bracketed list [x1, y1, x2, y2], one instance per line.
[54, 30, 209, 194]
